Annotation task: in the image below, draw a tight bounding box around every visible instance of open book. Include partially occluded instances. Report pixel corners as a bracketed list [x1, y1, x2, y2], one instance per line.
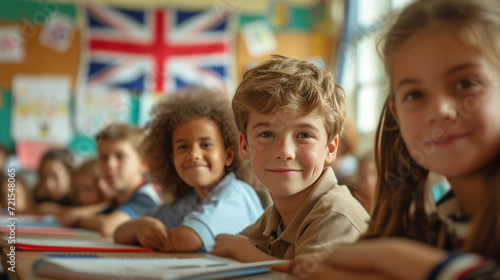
[7, 237, 153, 252]
[33, 257, 286, 280]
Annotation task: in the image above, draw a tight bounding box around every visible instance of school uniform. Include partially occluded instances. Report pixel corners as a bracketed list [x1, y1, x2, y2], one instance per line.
[101, 181, 162, 218]
[144, 173, 264, 252]
[240, 167, 369, 259]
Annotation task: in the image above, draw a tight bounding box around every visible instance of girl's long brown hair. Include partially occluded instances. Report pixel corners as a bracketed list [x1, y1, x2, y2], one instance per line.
[363, 0, 500, 261]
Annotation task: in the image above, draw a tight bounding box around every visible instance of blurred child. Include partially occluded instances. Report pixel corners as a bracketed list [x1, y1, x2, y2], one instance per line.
[330, 118, 359, 186]
[0, 145, 8, 174]
[212, 55, 369, 262]
[0, 172, 30, 213]
[285, 0, 500, 278]
[75, 123, 161, 237]
[34, 148, 75, 213]
[114, 89, 264, 253]
[351, 151, 376, 214]
[55, 158, 116, 226]
[72, 158, 114, 206]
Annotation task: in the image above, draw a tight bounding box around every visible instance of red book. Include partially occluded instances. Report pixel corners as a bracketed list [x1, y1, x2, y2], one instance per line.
[8, 237, 153, 252]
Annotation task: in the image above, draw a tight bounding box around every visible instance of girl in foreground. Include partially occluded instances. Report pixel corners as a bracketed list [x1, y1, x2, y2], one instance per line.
[284, 0, 500, 279]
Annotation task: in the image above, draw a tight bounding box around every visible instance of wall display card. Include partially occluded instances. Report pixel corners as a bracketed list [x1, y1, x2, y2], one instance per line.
[138, 93, 163, 127]
[11, 75, 72, 143]
[39, 13, 75, 53]
[15, 141, 62, 170]
[76, 86, 131, 136]
[241, 21, 277, 58]
[0, 26, 25, 63]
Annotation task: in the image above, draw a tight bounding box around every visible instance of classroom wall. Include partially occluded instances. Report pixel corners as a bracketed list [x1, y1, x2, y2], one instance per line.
[0, 0, 344, 170]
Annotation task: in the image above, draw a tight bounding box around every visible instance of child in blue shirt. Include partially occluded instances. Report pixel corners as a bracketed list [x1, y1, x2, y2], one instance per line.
[75, 123, 162, 236]
[114, 88, 264, 253]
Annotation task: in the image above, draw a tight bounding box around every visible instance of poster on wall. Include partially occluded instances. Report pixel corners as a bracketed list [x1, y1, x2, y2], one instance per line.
[241, 21, 277, 58]
[138, 93, 162, 127]
[11, 75, 72, 143]
[0, 26, 25, 63]
[75, 86, 131, 137]
[39, 13, 75, 53]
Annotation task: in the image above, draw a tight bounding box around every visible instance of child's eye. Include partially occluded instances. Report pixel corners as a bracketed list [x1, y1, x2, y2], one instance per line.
[297, 132, 313, 139]
[116, 153, 126, 160]
[403, 91, 423, 102]
[175, 145, 187, 151]
[258, 131, 274, 138]
[455, 79, 478, 90]
[201, 142, 213, 148]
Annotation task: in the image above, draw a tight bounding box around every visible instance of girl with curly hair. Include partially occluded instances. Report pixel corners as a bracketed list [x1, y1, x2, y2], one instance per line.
[114, 88, 264, 253]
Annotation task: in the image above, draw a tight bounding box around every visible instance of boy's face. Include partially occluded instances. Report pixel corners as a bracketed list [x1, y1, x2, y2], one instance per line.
[240, 109, 338, 197]
[97, 139, 145, 192]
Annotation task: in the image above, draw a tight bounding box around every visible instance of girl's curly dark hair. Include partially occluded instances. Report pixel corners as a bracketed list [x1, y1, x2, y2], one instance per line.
[143, 88, 260, 201]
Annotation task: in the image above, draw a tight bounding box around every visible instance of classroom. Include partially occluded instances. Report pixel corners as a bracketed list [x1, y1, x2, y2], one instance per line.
[1, 0, 499, 279]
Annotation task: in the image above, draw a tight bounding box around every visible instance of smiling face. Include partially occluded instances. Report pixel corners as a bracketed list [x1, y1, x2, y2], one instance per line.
[240, 109, 338, 197]
[389, 24, 500, 181]
[172, 117, 235, 198]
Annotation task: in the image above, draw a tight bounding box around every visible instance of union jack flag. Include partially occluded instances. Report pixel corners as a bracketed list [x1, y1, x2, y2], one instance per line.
[85, 3, 232, 94]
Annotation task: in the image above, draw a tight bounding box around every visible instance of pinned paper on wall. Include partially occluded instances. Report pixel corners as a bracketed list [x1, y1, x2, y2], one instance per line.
[39, 13, 75, 53]
[11, 75, 72, 143]
[75, 86, 131, 136]
[241, 21, 277, 58]
[138, 93, 163, 127]
[16, 141, 63, 170]
[0, 26, 25, 63]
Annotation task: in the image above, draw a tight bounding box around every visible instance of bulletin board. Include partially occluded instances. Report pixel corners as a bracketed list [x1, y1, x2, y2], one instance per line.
[0, 1, 80, 90]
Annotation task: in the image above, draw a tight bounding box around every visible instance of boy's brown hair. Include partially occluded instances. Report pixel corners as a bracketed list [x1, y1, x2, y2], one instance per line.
[95, 123, 145, 152]
[232, 54, 348, 143]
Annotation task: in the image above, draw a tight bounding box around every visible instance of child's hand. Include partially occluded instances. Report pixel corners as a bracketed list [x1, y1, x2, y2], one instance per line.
[36, 202, 63, 215]
[212, 234, 254, 258]
[284, 238, 447, 280]
[135, 217, 171, 252]
[57, 214, 79, 227]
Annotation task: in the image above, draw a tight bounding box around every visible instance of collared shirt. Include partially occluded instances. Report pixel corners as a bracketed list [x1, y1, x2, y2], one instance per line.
[101, 181, 162, 218]
[240, 167, 369, 259]
[145, 173, 264, 252]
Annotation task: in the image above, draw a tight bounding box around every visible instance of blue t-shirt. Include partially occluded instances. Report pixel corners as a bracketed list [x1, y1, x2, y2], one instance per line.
[144, 173, 264, 252]
[102, 181, 162, 218]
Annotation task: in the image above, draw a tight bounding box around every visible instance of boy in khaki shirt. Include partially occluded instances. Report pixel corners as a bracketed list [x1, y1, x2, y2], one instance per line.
[212, 55, 369, 261]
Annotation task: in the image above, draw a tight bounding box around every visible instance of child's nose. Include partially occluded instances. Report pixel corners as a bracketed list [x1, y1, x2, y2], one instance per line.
[430, 95, 458, 123]
[105, 156, 118, 170]
[188, 146, 202, 160]
[274, 138, 295, 161]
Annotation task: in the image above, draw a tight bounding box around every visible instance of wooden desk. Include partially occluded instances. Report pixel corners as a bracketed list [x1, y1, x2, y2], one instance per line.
[1, 248, 286, 280]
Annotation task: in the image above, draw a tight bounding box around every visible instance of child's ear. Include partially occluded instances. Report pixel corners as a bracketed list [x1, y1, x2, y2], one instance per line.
[325, 135, 339, 164]
[238, 133, 250, 161]
[225, 146, 236, 166]
[388, 100, 400, 124]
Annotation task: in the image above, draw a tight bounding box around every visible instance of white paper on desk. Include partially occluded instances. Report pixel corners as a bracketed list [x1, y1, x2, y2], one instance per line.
[33, 258, 286, 280]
